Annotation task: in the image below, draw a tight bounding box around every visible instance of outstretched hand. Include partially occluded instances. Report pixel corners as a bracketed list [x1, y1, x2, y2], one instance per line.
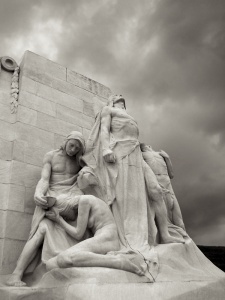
[45, 207, 60, 223]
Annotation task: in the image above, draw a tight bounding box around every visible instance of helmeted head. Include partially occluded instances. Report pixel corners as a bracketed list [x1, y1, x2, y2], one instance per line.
[107, 94, 126, 110]
[60, 131, 85, 166]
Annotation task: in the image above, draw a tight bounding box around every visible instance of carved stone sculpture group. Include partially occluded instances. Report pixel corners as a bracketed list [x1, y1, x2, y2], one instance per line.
[7, 95, 187, 287]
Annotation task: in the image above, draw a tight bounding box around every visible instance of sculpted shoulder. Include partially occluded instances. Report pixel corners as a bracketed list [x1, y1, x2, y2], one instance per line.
[101, 106, 112, 118]
[43, 150, 60, 165]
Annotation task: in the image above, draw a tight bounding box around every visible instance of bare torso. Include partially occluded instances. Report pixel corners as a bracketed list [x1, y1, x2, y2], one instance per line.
[49, 150, 81, 184]
[85, 197, 116, 234]
[109, 107, 139, 141]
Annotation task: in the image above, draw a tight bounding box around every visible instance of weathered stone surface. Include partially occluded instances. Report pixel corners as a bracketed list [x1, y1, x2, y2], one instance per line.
[0, 103, 16, 124]
[0, 160, 11, 184]
[19, 90, 56, 117]
[56, 104, 84, 127]
[52, 77, 95, 103]
[24, 164, 41, 188]
[1, 239, 26, 274]
[54, 134, 65, 149]
[0, 211, 6, 238]
[82, 128, 91, 141]
[4, 211, 32, 241]
[0, 139, 13, 161]
[0, 184, 9, 210]
[12, 140, 26, 162]
[19, 76, 37, 94]
[0, 79, 11, 92]
[24, 145, 47, 167]
[67, 69, 111, 99]
[24, 186, 36, 214]
[21, 51, 67, 82]
[10, 161, 26, 186]
[17, 105, 37, 126]
[83, 100, 95, 117]
[15, 122, 55, 149]
[8, 185, 25, 212]
[0, 120, 15, 141]
[0, 69, 13, 83]
[82, 114, 95, 130]
[0, 91, 10, 106]
[36, 112, 82, 136]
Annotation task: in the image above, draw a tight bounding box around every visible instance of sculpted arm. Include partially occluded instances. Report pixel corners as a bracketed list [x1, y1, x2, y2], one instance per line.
[159, 150, 174, 179]
[100, 106, 116, 163]
[34, 152, 52, 208]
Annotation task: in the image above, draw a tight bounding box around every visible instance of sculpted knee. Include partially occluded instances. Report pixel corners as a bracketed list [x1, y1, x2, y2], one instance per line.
[57, 253, 70, 268]
[38, 221, 48, 236]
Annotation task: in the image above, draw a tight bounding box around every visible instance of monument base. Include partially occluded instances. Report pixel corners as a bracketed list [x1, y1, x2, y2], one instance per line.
[1, 239, 225, 300]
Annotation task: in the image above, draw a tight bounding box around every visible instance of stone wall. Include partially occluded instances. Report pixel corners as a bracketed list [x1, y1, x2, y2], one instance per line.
[0, 51, 111, 274]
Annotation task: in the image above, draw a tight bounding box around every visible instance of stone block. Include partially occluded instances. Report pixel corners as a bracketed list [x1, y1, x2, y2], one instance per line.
[0, 160, 11, 184]
[0, 90, 10, 106]
[17, 105, 37, 126]
[54, 134, 66, 149]
[0, 210, 7, 238]
[0, 79, 11, 92]
[24, 144, 47, 167]
[36, 111, 82, 136]
[52, 78, 94, 103]
[0, 120, 15, 141]
[67, 69, 111, 98]
[19, 76, 37, 94]
[82, 114, 95, 130]
[1, 238, 26, 274]
[15, 122, 55, 149]
[12, 140, 26, 162]
[19, 90, 56, 117]
[0, 138, 13, 161]
[24, 164, 41, 188]
[56, 104, 83, 127]
[25, 186, 36, 214]
[0, 103, 16, 124]
[22, 51, 67, 82]
[10, 161, 26, 186]
[83, 100, 94, 117]
[4, 211, 32, 240]
[0, 238, 3, 268]
[82, 128, 91, 141]
[8, 184, 25, 212]
[0, 69, 13, 83]
[0, 184, 10, 210]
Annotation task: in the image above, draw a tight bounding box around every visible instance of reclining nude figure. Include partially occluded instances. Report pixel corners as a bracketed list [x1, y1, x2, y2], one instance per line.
[45, 195, 144, 276]
[7, 131, 87, 287]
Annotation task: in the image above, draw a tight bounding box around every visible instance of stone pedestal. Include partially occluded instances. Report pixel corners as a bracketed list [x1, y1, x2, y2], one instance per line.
[0, 51, 111, 274]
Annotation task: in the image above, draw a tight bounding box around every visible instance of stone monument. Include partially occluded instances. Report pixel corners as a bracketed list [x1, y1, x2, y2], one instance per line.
[0, 51, 224, 300]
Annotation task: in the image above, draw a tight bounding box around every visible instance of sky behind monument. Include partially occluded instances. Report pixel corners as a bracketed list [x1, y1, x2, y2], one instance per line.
[0, 0, 225, 246]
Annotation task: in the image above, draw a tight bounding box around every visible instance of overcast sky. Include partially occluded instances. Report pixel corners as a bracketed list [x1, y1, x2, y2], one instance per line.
[1, 0, 225, 246]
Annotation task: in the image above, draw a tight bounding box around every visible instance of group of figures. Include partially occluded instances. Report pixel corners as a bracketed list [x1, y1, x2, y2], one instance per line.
[7, 95, 188, 287]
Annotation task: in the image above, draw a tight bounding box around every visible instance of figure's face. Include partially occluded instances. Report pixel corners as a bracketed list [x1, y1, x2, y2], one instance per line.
[114, 99, 125, 110]
[65, 139, 81, 156]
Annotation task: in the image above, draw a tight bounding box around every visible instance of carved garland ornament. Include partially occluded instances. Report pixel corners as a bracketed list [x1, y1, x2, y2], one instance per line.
[0, 56, 20, 113]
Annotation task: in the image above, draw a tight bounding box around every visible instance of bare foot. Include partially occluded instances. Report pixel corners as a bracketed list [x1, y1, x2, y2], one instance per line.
[161, 235, 185, 244]
[6, 274, 26, 287]
[117, 255, 145, 276]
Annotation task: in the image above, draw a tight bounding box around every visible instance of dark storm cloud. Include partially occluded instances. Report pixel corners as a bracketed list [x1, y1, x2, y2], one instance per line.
[0, 0, 225, 245]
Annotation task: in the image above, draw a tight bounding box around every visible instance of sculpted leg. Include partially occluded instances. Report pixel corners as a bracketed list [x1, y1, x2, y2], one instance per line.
[6, 221, 47, 287]
[144, 163, 184, 244]
[47, 251, 144, 276]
